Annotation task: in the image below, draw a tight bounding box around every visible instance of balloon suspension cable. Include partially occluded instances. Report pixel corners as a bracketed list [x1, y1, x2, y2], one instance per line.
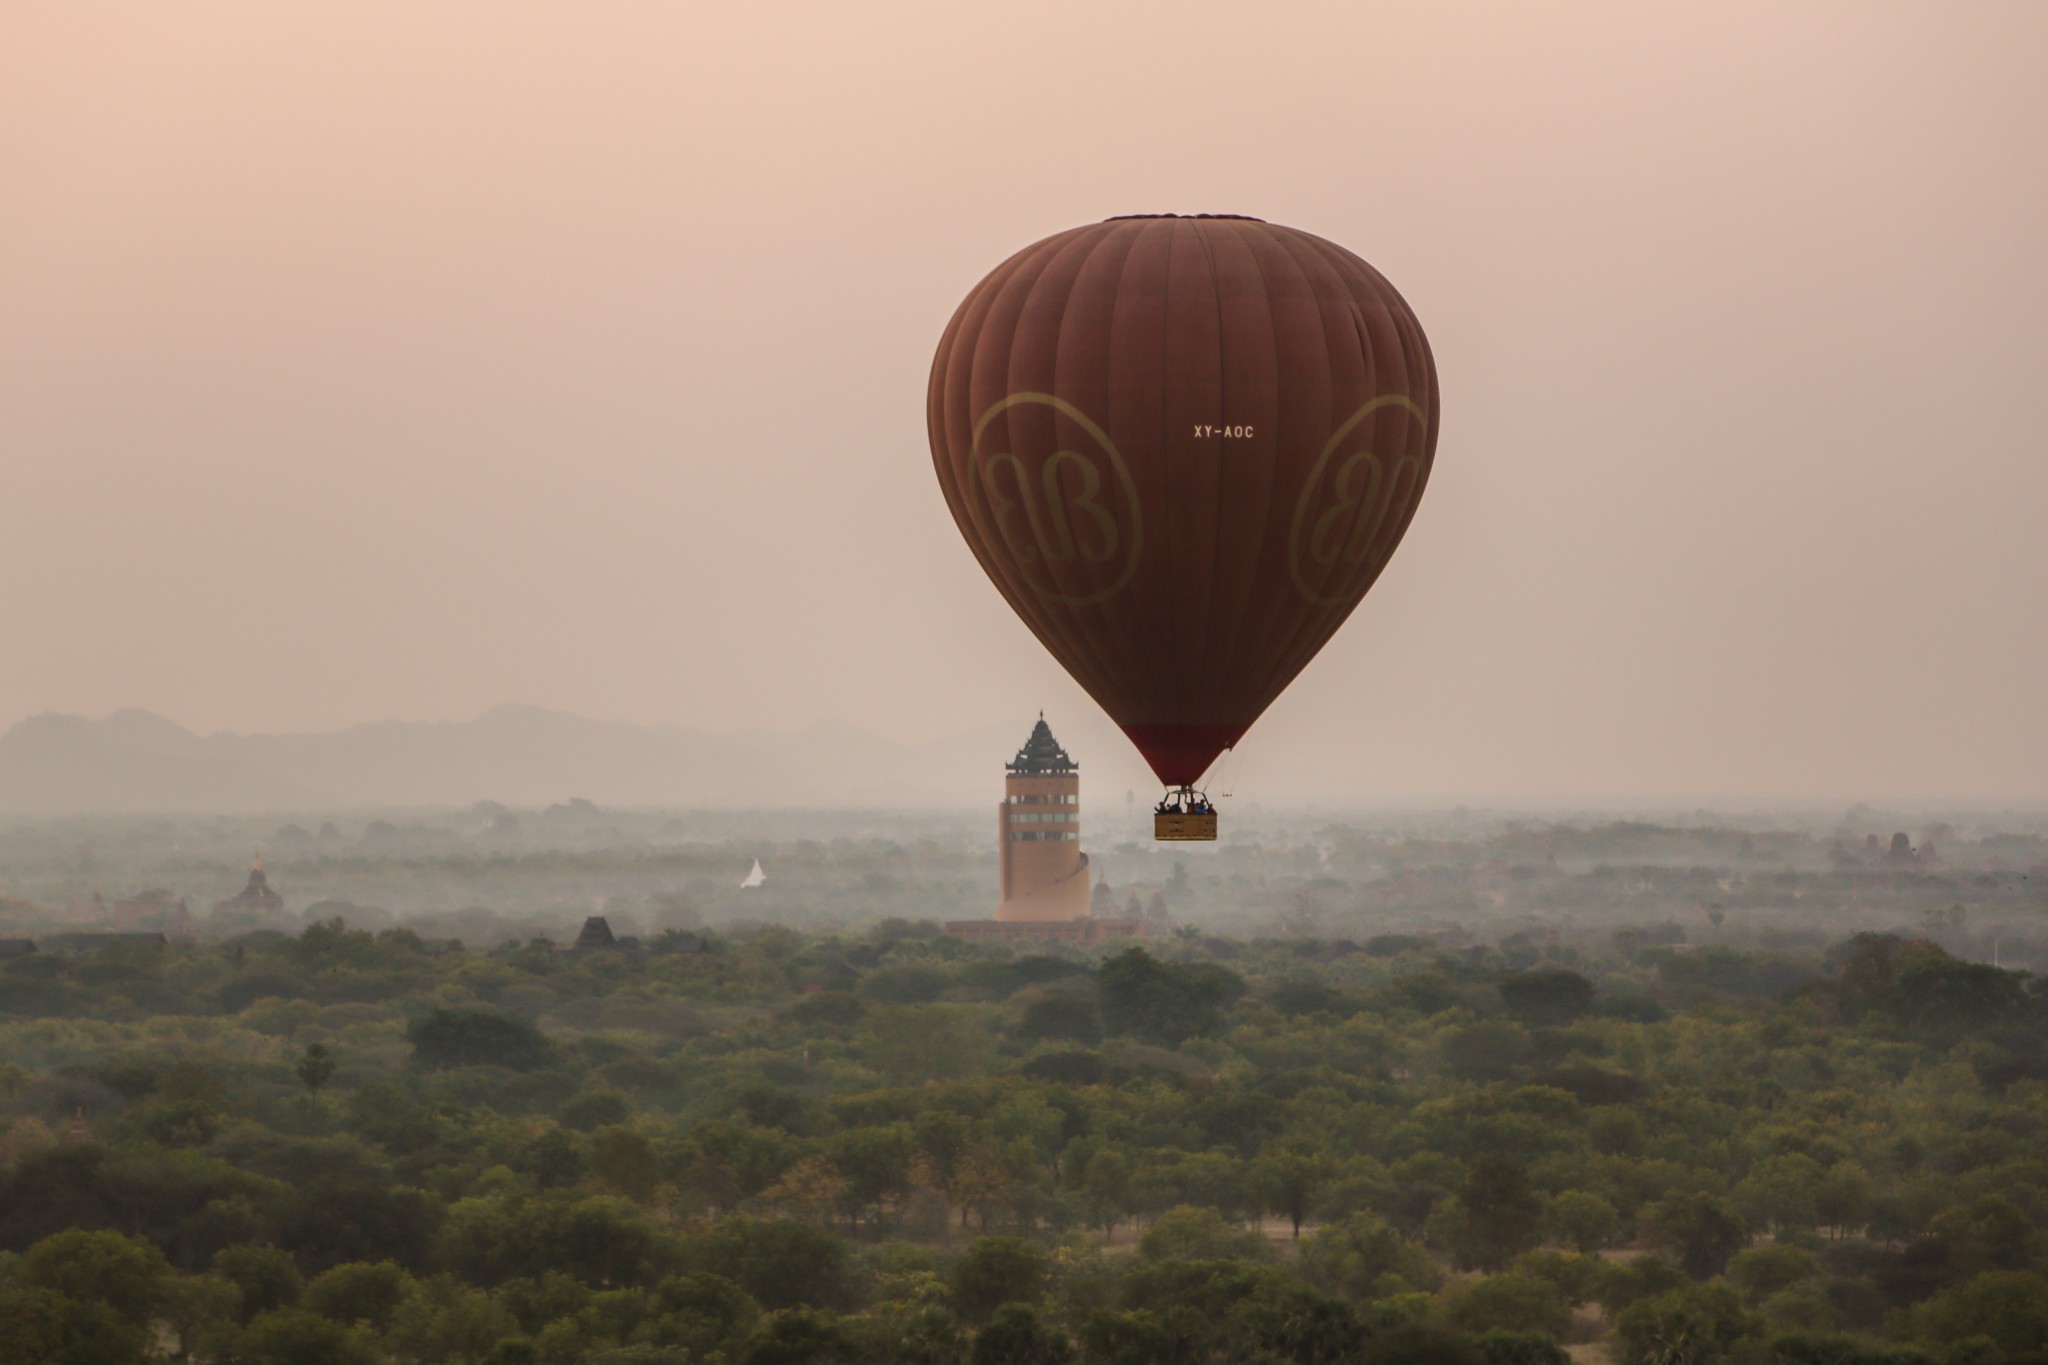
[1216, 747, 1241, 799]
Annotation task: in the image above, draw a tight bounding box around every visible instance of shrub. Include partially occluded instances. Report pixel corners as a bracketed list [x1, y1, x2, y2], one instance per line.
[405, 1009, 552, 1072]
[1137, 1206, 1267, 1263]
[1448, 1274, 1571, 1338]
[951, 1237, 1048, 1325]
[303, 1260, 418, 1331]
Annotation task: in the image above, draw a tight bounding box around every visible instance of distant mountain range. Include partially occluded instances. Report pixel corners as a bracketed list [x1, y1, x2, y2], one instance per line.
[0, 706, 1025, 813]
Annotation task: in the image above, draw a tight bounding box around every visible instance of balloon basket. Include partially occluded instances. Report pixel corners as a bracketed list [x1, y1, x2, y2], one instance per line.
[1154, 811, 1218, 842]
[1154, 787, 1217, 841]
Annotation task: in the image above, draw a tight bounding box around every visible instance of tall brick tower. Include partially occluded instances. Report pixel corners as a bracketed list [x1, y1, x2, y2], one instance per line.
[996, 715, 1092, 921]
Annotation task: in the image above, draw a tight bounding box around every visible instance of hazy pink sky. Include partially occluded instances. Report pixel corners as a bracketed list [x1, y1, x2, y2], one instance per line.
[3, 2, 2043, 802]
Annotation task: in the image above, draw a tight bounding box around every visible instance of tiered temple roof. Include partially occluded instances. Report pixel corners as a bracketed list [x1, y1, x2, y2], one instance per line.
[1006, 714, 1077, 775]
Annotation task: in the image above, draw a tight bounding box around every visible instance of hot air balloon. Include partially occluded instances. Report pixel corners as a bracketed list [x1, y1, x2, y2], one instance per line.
[927, 215, 1438, 840]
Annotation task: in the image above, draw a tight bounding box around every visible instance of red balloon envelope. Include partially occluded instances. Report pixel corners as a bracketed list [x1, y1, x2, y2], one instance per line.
[927, 215, 1438, 788]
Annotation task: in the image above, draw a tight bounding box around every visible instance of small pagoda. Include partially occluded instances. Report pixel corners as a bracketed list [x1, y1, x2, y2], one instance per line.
[561, 915, 650, 958]
[214, 855, 285, 917]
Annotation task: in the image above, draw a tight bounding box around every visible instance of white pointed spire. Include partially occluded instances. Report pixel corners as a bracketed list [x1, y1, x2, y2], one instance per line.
[740, 858, 766, 889]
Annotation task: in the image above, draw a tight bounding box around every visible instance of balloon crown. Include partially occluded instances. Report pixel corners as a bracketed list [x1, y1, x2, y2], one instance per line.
[1105, 213, 1265, 222]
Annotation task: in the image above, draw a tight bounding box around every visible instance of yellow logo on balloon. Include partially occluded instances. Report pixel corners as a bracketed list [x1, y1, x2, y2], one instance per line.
[968, 393, 1144, 606]
[1288, 395, 1430, 607]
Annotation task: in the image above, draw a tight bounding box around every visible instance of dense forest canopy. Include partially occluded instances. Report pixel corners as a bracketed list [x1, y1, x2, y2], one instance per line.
[4, 911, 2048, 1363]
[2, 808, 2047, 1364]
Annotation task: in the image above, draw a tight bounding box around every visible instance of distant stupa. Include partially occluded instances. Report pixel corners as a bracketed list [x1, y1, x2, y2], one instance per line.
[215, 854, 284, 917]
[740, 859, 767, 889]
